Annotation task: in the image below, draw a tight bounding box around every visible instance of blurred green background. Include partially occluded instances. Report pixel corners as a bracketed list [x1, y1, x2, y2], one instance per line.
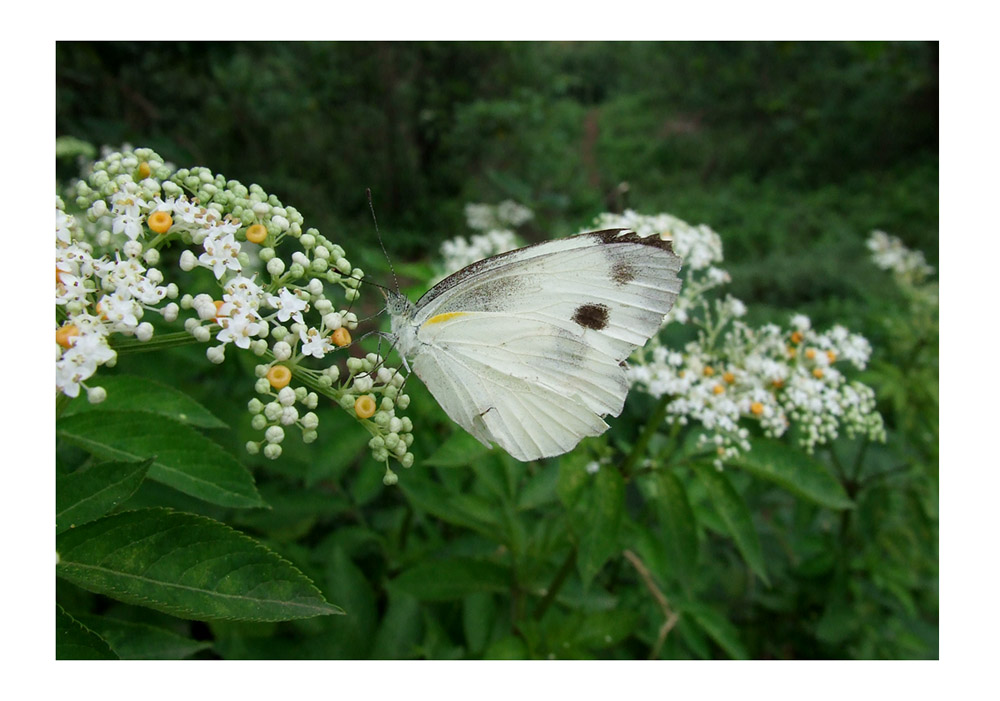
[56, 42, 938, 659]
[56, 41, 937, 311]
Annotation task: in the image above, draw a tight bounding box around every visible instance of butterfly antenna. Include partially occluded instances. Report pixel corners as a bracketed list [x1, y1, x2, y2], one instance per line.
[368, 188, 399, 294]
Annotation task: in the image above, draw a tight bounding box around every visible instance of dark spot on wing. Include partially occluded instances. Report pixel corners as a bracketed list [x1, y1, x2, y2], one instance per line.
[572, 303, 609, 331]
[611, 260, 637, 286]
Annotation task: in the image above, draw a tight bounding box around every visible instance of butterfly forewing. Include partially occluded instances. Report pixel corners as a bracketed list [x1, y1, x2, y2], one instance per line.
[398, 228, 682, 461]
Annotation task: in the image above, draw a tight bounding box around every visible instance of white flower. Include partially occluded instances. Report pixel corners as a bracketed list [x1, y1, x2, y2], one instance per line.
[216, 308, 264, 349]
[266, 287, 308, 324]
[790, 314, 811, 331]
[867, 230, 934, 280]
[97, 291, 141, 332]
[199, 229, 242, 279]
[56, 206, 76, 245]
[438, 229, 520, 278]
[299, 327, 332, 359]
[108, 188, 147, 240]
[56, 328, 116, 398]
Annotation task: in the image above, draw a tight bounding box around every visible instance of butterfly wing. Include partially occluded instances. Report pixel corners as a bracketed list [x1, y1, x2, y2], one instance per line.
[408, 228, 682, 461]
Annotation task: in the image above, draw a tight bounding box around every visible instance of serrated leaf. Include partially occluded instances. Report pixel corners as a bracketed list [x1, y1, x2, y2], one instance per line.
[682, 602, 749, 660]
[653, 470, 699, 581]
[56, 508, 343, 621]
[57, 459, 152, 534]
[388, 558, 509, 601]
[75, 614, 212, 659]
[693, 463, 770, 585]
[56, 605, 118, 659]
[57, 411, 264, 509]
[63, 374, 227, 429]
[575, 466, 625, 586]
[728, 439, 853, 509]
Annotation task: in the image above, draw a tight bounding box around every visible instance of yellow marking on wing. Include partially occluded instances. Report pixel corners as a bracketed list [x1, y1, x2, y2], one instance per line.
[424, 311, 469, 326]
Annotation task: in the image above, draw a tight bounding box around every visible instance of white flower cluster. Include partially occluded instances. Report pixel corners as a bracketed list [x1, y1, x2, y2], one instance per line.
[867, 230, 934, 283]
[464, 199, 534, 232]
[438, 229, 522, 278]
[435, 200, 535, 280]
[632, 313, 884, 463]
[593, 210, 886, 466]
[59, 147, 413, 476]
[56, 193, 179, 399]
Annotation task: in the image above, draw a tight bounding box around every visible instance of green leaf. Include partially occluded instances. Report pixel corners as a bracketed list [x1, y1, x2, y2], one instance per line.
[422, 430, 491, 468]
[728, 439, 853, 509]
[575, 466, 625, 586]
[75, 614, 212, 659]
[389, 558, 509, 601]
[63, 374, 228, 429]
[399, 476, 498, 537]
[693, 463, 770, 585]
[371, 592, 423, 659]
[56, 508, 343, 621]
[574, 609, 639, 649]
[57, 411, 264, 509]
[652, 470, 699, 581]
[483, 635, 528, 660]
[56, 459, 152, 534]
[682, 602, 749, 660]
[517, 464, 560, 510]
[56, 605, 118, 660]
[463, 592, 497, 653]
[556, 452, 591, 507]
[320, 547, 378, 659]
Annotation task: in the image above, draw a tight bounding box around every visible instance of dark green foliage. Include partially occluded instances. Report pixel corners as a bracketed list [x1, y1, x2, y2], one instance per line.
[55, 42, 937, 659]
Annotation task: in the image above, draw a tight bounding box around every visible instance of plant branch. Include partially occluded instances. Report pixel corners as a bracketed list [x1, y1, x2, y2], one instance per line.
[110, 331, 202, 354]
[620, 394, 671, 479]
[623, 549, 679, 659]
[532, 547, 576, 620]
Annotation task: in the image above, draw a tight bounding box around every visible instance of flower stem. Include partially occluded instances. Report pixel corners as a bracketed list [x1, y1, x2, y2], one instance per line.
[532, 547, 576, 620]
[620, 394, 671, 479]
[110, 331, 202, 354]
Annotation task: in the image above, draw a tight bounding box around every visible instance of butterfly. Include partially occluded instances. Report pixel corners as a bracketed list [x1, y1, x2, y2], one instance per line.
[386, 228, 682, 461]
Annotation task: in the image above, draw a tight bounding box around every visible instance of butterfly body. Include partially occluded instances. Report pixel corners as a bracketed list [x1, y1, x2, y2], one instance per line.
[388, 228, 682, 461]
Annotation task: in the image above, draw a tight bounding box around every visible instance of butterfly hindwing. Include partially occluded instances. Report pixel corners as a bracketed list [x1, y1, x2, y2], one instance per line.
[412, 319, 612, 461]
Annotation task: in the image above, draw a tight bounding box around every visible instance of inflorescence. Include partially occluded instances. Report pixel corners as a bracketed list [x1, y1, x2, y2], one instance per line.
[57, 147, 412, 484]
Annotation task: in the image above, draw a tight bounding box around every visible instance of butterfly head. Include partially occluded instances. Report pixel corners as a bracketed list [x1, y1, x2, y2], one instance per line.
[384, 289, 416, 326]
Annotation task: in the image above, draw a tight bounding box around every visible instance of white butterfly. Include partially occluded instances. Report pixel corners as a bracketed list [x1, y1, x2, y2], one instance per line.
[386, 228, 682, 462]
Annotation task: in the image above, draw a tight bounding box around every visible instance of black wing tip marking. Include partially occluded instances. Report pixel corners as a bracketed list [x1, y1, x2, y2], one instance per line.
[587, 228, 677, 254]
[417, 227, 678, 308]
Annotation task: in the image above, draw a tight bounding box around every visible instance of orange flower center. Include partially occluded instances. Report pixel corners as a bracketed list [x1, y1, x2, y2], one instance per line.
[267, 365, 292, 389]
[246, 223, 268, 244]
[331, 327, 352, 347]
[148, 211, 173, 234]
[56, 324, 80, 349]
[354, 395, 377, 419]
